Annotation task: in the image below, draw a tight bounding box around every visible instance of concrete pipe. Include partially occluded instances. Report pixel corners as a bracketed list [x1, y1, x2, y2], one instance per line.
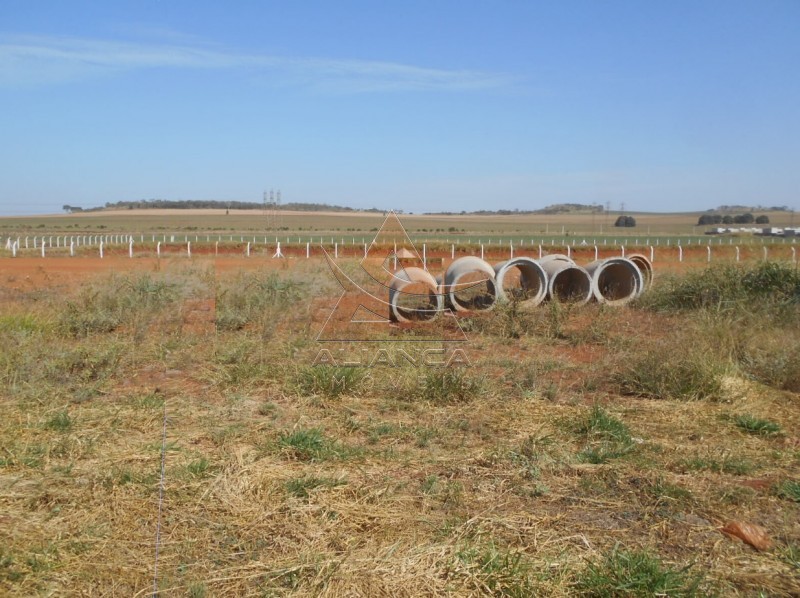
[494, 257, 548, 307]
[444, 256, 497, 312]
[626, 254, 653, 293]
[584, 258, 643, 305]
[539, 259, 592, 305]
[388, 267, 443, 322]
[539, 253, 575, 266]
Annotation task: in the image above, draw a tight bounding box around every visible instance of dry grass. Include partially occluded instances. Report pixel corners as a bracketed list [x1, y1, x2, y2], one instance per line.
[0, 259, 798, 596]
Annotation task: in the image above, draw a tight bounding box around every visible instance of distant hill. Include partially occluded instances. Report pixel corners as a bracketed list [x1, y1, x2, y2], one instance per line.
[72, 200, 382, 213]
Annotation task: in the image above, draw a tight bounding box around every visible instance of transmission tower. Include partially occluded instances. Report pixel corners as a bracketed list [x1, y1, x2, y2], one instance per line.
[264, 189, 281, 233]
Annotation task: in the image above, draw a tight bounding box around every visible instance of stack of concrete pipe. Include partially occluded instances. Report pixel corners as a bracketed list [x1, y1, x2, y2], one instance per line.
[388, 254, 652, 321]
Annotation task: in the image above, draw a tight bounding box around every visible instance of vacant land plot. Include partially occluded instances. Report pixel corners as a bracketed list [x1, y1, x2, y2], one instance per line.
[0, 254, 798, 596]
[1, 209, 797, 239]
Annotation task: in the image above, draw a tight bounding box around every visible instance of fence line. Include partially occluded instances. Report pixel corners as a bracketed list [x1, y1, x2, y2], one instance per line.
[3, 236, 799, 266]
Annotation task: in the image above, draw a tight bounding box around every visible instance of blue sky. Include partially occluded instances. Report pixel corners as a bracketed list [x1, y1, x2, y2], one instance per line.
[1, 1, 798, 215]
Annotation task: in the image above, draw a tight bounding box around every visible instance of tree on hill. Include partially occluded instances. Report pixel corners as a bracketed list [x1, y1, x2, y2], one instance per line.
[755, 215, 770, 224]
[698, 214, 723, 225]
[614, 215, 636, 227]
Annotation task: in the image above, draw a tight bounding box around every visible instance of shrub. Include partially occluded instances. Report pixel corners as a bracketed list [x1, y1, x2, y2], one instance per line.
[615, 348, 723, 401]
[640, 262, 800, 315]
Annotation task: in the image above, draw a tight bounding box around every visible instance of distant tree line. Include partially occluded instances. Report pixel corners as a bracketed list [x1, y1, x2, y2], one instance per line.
[427, 203, 604, 216]
[697, 213, 769, 226]
[88, 200, 382, 213]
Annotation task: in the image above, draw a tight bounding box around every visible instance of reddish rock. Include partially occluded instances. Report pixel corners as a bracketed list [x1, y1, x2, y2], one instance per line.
[721, 521, 772, 551]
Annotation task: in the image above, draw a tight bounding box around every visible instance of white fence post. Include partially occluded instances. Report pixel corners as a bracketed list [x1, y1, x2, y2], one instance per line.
[157, 242, 161, 257]
[246, 242, 251, 257]
[99, 242, 104, 259]
[423, 244, 427, 270]
[735, 246, 740, 262]
[707, 246, 711, 262]
[187, 242, 191, 258]
[650, 245, 654, 263]
[678, 245, 683, 262]
[69, 240, 74, 257]
[129, 240, 133, 258]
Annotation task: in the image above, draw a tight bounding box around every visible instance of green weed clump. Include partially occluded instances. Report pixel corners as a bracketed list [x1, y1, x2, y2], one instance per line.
[456, 542, 536, 596]
[738, 337, 800, 392]
[734, 414, 781, 436]
[215, 272, 304, 332]
[776, 480, 800, 503]
[574, 405, 635, 464]
[285, 475, 345, 499]
[576, 546, 706, 597]
[420, 369, 485, 404]
[59, 273, 178, 337]
[43, 410, 72, 432]
[278, 428, 353, 461]
[615, 348, 723, 401]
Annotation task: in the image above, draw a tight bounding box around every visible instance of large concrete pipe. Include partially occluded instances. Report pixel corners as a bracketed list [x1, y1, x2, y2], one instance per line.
[444, 256, 497, 312]
[388, 267, 443, 322]
[494, 257, 548, 307]
[539, 259, 592, 305]
[584, 258, 643, 305]
[626, 254, 653, 293]
[539, 253, 575, 266]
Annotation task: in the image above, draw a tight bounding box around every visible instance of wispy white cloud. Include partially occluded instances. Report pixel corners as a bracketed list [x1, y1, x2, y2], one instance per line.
[0, 34, 514, 92]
